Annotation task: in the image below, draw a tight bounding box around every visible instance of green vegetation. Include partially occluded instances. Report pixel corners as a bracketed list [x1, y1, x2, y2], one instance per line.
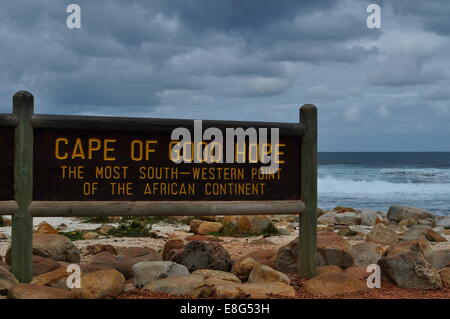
[106, 220, 155, 238]
[80, 216, 112, 224]
[60, 231, 84, 241]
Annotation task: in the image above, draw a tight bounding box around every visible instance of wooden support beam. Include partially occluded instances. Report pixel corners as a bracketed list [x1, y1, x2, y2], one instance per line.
[299, 104, 318, 279]
[28, 200, 304, 217]
[11, 91, 34, 283]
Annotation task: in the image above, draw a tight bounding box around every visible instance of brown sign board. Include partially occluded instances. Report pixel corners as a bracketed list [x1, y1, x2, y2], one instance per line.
[0, 127, 14, 201]
[33, 128, 301, 201]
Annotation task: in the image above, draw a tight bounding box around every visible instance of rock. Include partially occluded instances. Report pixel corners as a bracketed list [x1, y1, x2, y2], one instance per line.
[317, 265, 343, 276]
[98, 224, 116, 235]
[197, 222, 224, 235]
[398, 219, 417, 227]
[35, 221, 59, 234]
[144, 274, 205, 296]
[0, 266, 19, 293]
[32, 255, 61, 276]
[333, 206, 357, 213]
[31, 267, 69, 286]
[74, 269, 125, 298]
[132, 261, 189, 288]
[238, 215, 272, 233]
[378, 252, 442, 289]
[402, 229, 447, 242]
[338, 227, 358, 237]
[387, 205, 435, 222]
[425, 250, 450, 269]
[366, 223, 398, 245]
[9, 283, 74, 299]
[361, 210, 379, 226]
[317, 212, 336, 225]
[231, 257, 261, 281]
[221, 216, 240, 227]
[436, 216, 450, 229]
[344, 266, 370, 280]
[351, 242, 383, 266]
[116, 247, 161, 263]
[189, 219, 204, 234]
[439, 267, 450, 288]
[162, 239, 185, 261]
[213, 282, 296, 299]
[386, 240, 433, 257]
[82, 232, 99, 240]
[89, 252, 133, 279]
[248, 265, 290, 284]
[316, 232, 354, 268]
[6, 233, 81, 263]
[304, 272, 368, 296]
[276, 233, 354, 273]
[195, 216, 217, 222]
[417, 219, 434, 226]
[85, 244, 117, 256]
[193, 269, 240, 282]
[239, 249, 277, 269]
[335, 212, 361, 226]
[181, 241, 232, 272]
[1, 217, 11, 226]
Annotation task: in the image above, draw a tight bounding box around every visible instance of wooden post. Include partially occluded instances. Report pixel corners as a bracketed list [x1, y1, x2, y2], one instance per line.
[299, 104, 317, 278]
[11, 91, 34, 283]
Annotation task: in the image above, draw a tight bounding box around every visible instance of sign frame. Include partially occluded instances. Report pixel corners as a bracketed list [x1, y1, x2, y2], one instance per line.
[0, 91, 317, 283]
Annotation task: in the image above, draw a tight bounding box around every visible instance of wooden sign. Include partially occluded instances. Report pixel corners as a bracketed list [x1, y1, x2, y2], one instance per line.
[0, 127, 14, 201]
[33, 129, 301, 201]
[1, 91, 317, 282]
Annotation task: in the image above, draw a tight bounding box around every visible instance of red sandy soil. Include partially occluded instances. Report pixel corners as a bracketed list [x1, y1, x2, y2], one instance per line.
[114, 275, 450, 300]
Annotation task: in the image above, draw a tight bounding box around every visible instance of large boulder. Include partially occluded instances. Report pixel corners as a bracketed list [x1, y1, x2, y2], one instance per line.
[181, 241, 232, 272]
[6, 234, 80, 264]
[32, 255, 61, 276]
[144, 274, 205, 296]
[402, 229, 447, 243]
[316, 232, 354, 268]
[237, 249, 277, 269]
[366, 223, 398, 245]
[387, 205, 435, 222]
[0, 266, 19, 294]
[197, 222, 224, 235]
[8, 283, 74, 299]
[31, 267, 69, 286]
[238, 215, 272, 233]
[248, 265, 290, 284]
[116, 247, 161, 263]
[335, 212, 361, 226]
[361, 210, 379, 226]
[378, 252, 442, 289]
[213, 282, 296, 299]
[162, 239, 186, 261]
[192, 269, 240, 283]
[436, 216, 450, 229]
[276, 233, 354, 273]
[317, 212, 337, 225]
[304, 272, 368, 296]
[351, 242, 383, 266]
[440, 267, 450, 288]
[385, 240, 433, 257]
[132, 261, 189, 288]
[73, 269, 125, 299]
[231, 257, 261, 281]
[425, 250, 450, 270]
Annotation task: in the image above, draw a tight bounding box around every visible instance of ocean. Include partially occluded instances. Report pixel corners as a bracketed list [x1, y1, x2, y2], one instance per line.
[318, 152, 450, 216]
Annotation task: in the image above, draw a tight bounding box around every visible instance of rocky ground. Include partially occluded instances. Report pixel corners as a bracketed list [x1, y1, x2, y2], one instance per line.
[0, 205, 449, 299]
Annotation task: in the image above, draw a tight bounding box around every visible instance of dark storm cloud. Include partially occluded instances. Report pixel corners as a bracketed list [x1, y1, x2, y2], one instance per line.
[0, 1, 449, 151]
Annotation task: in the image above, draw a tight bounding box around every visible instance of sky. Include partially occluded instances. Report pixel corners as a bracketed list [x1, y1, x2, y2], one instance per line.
[0, 0, 449, 151]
